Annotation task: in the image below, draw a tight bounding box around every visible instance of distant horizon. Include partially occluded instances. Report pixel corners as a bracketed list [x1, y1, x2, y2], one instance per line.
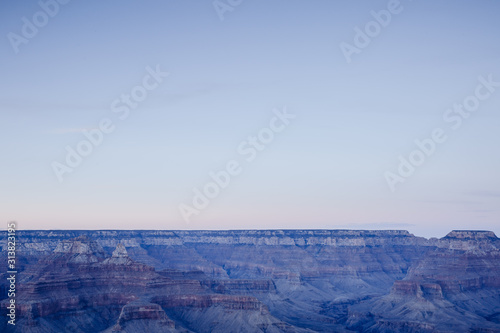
[7, 225, 499, 240]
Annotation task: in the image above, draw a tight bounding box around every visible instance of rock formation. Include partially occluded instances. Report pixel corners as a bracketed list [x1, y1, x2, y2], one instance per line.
[0, 229, 499, 332]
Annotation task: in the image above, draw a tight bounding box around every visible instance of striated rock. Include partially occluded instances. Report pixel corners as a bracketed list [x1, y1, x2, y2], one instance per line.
[347, 231, 500, 333]
[369, 319, 436, 333]
[1, 229, 500, 332]
[445, 230, 498, 240]
[113, 243, 129, 257]
[153, 294, 267, 311]
[101, 244, 136, 266]
[54, 235, 105, 254]
[105, 301, 178, 332]
[51, 235, 106, 264]
[201, 279, 277, 294]
[391, 281, 443, 301]
[152, 295, 314, 332]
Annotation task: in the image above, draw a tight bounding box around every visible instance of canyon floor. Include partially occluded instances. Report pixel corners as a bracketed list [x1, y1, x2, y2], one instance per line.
[1, 229, 500, 332]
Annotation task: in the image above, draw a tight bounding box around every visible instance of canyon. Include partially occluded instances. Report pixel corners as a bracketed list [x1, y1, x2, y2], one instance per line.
[1, 229, 500, 332]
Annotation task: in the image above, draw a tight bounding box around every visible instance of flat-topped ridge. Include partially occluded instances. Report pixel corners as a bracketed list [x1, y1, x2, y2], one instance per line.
[443, 230, 498, 240]
[17, 229, 413, 238]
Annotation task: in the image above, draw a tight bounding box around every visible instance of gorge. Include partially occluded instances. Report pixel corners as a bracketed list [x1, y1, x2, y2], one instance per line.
[1, 229, 500, 332]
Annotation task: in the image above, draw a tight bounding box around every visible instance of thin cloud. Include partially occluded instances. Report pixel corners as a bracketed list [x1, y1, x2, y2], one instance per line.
[465, 190, 500, 198]
[47, 128, 99, 134]
[417, 200, 480, 205]
[337, 222, 416, 229]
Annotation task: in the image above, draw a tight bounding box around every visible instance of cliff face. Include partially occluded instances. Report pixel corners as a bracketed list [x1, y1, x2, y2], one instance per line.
[1, 229, 499, 332]
[347, 231, 500, 332]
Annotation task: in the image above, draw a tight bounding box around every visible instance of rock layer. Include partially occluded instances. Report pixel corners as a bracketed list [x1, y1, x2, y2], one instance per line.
[0, 229, 499, 332]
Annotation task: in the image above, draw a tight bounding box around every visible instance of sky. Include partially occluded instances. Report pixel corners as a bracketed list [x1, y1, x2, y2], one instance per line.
[1, 0, 499, 238]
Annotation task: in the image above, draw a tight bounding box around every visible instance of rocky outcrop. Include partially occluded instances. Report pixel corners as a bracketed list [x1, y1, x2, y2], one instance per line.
[445, 230, 498, 240]
[100, 243, 147, 269]
[347, 231, 500, 332]
[105, 301, 178, 332]
[51, 235, 106, 264]
[391, 281, 444, 300]
[153, 294, 267, 311]
[438, 230, 500, 252]
[201, 279, 276, 294]
[7, 229, 427, 251]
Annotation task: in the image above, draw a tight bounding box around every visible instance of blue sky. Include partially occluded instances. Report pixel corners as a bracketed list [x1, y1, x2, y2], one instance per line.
[1, 0, 499, 237]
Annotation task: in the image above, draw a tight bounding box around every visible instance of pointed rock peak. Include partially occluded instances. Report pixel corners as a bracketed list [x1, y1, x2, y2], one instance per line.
[112, 243, 128, 258]
[101, 243, 139, 266]
[444, 230, 498, 240]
